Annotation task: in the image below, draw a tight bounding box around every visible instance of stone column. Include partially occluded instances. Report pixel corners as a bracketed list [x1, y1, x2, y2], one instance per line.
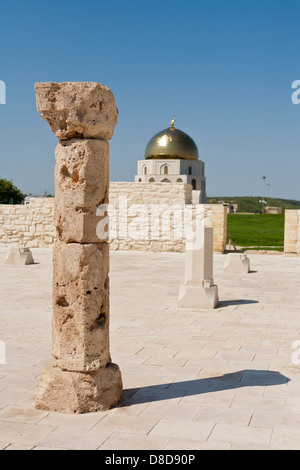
[34, 82, 122, 413]
[178, 207, 218, 309]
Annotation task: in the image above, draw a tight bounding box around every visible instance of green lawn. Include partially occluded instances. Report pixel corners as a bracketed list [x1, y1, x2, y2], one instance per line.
[227, 214, 284, 251]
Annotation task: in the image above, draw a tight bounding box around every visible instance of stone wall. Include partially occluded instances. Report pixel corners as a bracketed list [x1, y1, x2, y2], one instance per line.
[108, 183, 227, 253]
[0, 198, 56, 248]
[284, 210, 300, 255]
[109, 182, 191, 253]
[0, 184, 228, 252]
[210, 203, 228, 253]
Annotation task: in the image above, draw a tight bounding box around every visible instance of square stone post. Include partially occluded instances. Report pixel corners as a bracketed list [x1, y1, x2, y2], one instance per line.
[178, 206, 218, 309]
[34, 82, 122, 413]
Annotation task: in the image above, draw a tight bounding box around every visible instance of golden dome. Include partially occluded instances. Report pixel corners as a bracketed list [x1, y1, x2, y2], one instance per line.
[144, 120, 199, 161]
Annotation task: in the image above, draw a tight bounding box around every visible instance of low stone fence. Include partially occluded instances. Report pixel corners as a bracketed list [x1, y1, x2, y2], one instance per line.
[284, 210, 300, 255]
[0, 183, 228, 252]
[109, 182, 227, 253]
[0, 198, 56, 248]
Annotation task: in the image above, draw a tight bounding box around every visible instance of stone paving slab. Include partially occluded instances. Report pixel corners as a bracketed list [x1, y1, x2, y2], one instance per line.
[0, 248, 300, 450]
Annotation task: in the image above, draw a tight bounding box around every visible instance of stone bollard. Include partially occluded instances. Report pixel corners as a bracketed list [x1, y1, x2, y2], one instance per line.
[178, 211, 218, 309]
[224, 253, 250, 274]
[4, 247, 34, 266]
[34, 82, 122, 413]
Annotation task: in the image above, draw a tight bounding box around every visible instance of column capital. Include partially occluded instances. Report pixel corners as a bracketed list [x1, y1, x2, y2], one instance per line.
[35, 82, 118, 141]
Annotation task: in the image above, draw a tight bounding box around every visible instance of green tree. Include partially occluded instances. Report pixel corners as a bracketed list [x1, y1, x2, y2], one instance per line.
[0, 179, 25, 204]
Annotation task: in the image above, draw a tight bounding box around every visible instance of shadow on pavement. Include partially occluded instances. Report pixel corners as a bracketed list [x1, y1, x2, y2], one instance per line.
[121, 369, 290, 406]
[217, 299, 259, 307]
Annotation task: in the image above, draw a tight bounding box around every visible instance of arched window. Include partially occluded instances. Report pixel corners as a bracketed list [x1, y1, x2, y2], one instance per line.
[177, 178, 183, 183]
[138, 178, 142, 182]
[160, 164, 170, 175]
[149, 178, 155, 182]
[188, 166, 192, 175]
[161, 178, 170, 183]
[192, 179, 197, 190]
[144, 166, 147, 175]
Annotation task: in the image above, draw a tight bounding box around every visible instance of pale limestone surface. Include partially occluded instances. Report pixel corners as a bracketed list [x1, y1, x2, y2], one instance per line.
[1, 249, 300, 449]
[35, 82, 118, 141]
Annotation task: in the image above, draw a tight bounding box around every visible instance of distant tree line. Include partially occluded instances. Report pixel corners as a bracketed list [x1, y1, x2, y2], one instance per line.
[0, 178, 25, 204]
[207, 196, 300, 213]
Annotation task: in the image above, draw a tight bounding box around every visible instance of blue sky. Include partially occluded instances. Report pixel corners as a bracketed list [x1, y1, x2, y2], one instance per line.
[1, 0, 299, 199]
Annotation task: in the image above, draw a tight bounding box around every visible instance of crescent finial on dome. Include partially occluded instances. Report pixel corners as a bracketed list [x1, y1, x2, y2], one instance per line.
[170, 115, 176, 130]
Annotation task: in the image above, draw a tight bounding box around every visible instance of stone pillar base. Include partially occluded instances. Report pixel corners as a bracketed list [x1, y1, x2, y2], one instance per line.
[224, 254, 250, 273]
[4, 247, 34, 266]
[178, 284, 219, 309]
[36, 363, 123, 414]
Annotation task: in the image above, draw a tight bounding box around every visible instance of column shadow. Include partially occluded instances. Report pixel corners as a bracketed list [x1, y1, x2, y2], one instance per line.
[217, 300, 259, 308]
[120, 370, 290, 407]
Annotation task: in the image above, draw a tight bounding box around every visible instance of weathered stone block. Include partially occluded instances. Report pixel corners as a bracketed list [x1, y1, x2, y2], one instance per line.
[52, 242, 111, 372]
[36, 363, 122, 413]
[55, 139, 109, 243]
[35, 82, 118, 141]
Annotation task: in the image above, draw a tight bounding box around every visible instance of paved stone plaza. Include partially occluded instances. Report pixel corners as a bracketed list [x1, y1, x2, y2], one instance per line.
[0, 248, 300, 450]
